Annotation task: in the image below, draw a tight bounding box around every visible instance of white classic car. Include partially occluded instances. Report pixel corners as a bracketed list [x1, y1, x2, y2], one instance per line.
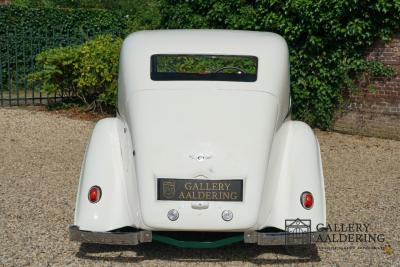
[69, 30, 327, 248]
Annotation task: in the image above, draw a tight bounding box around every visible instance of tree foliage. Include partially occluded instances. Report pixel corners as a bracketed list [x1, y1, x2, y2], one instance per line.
[160, 0, 399, 128]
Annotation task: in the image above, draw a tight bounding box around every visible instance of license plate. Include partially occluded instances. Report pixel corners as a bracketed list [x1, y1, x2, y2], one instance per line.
[157, 178, 243, 201]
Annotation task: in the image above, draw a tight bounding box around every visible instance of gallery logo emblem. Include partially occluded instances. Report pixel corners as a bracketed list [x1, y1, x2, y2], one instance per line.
[162, 181, 176, 199]
[285, 218, 312, 245]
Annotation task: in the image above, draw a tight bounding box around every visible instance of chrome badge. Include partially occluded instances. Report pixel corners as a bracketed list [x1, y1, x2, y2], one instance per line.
[189, 153, 212, 162]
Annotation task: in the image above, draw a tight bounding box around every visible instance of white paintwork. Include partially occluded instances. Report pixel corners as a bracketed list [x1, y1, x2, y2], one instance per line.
[74, 118, 141, 231]
[73, 30, 326, 233]
[257, 121, 326, 231]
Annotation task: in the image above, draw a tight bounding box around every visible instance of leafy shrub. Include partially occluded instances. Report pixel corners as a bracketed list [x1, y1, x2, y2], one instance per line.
[27, 35, 122, 110]
[160, 0, 400, 128]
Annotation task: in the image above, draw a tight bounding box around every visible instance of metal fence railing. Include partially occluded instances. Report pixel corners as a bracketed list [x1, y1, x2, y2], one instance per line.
[0, 26, 104, 106]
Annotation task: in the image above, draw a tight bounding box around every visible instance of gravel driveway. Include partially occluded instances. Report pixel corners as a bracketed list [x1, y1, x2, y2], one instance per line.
[0, 107, 399, 266]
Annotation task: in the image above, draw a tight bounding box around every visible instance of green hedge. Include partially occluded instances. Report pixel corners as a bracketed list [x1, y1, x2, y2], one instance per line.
[0, 5, 127, 36]
[3, 1, 161, 35]
[1, 2, 162, 109]
[0, 5, 127, 90]
[160, 0, 399, 128]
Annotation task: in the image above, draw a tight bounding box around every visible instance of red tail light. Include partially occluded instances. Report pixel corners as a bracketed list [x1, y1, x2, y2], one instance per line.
[301, 191, 313, 209]
[88, 186, 102, 203]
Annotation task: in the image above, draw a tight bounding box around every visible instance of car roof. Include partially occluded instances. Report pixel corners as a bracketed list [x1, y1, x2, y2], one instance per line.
[119, 30, 289, 98]
[123, 29, 286, 56]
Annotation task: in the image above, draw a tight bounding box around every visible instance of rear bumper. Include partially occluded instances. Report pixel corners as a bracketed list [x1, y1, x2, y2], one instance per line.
[244, 230, 327, 246]
[69, 225, 326, 247]
[69, 225, 152, 245]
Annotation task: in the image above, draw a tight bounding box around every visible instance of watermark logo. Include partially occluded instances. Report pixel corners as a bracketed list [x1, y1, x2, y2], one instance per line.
[284, 219, 391, 254]
[285, 218, 311, 245]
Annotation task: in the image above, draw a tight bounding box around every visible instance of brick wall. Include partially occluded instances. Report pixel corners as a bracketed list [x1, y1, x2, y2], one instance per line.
[333, 34, 400, 140]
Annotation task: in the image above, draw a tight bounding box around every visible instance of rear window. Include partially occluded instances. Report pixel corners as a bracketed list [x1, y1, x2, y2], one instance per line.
[151, 54, 258, 82]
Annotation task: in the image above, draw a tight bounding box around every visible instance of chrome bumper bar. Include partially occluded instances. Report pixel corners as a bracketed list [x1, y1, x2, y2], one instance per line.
[244, 230, 327, 246]
[69, 225, 152, 245]
[70, 225, 326, 246]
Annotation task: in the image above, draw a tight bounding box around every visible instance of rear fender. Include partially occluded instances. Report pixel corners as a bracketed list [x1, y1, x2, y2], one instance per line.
[257, 121, 326, 231]
[74, 118, 138, 231]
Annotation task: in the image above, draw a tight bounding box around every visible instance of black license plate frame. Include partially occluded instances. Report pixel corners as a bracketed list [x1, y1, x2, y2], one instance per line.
[157, 178, 243, 201]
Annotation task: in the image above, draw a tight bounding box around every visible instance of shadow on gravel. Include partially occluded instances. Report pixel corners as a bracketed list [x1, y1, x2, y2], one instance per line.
[76, 243, 321, 264]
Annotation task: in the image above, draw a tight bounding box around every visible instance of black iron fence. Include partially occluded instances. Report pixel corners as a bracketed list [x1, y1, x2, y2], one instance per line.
[0, 26, 104, 106]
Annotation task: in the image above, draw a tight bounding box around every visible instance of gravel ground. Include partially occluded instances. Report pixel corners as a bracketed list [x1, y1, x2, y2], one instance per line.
[0, 107, 399, 266]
